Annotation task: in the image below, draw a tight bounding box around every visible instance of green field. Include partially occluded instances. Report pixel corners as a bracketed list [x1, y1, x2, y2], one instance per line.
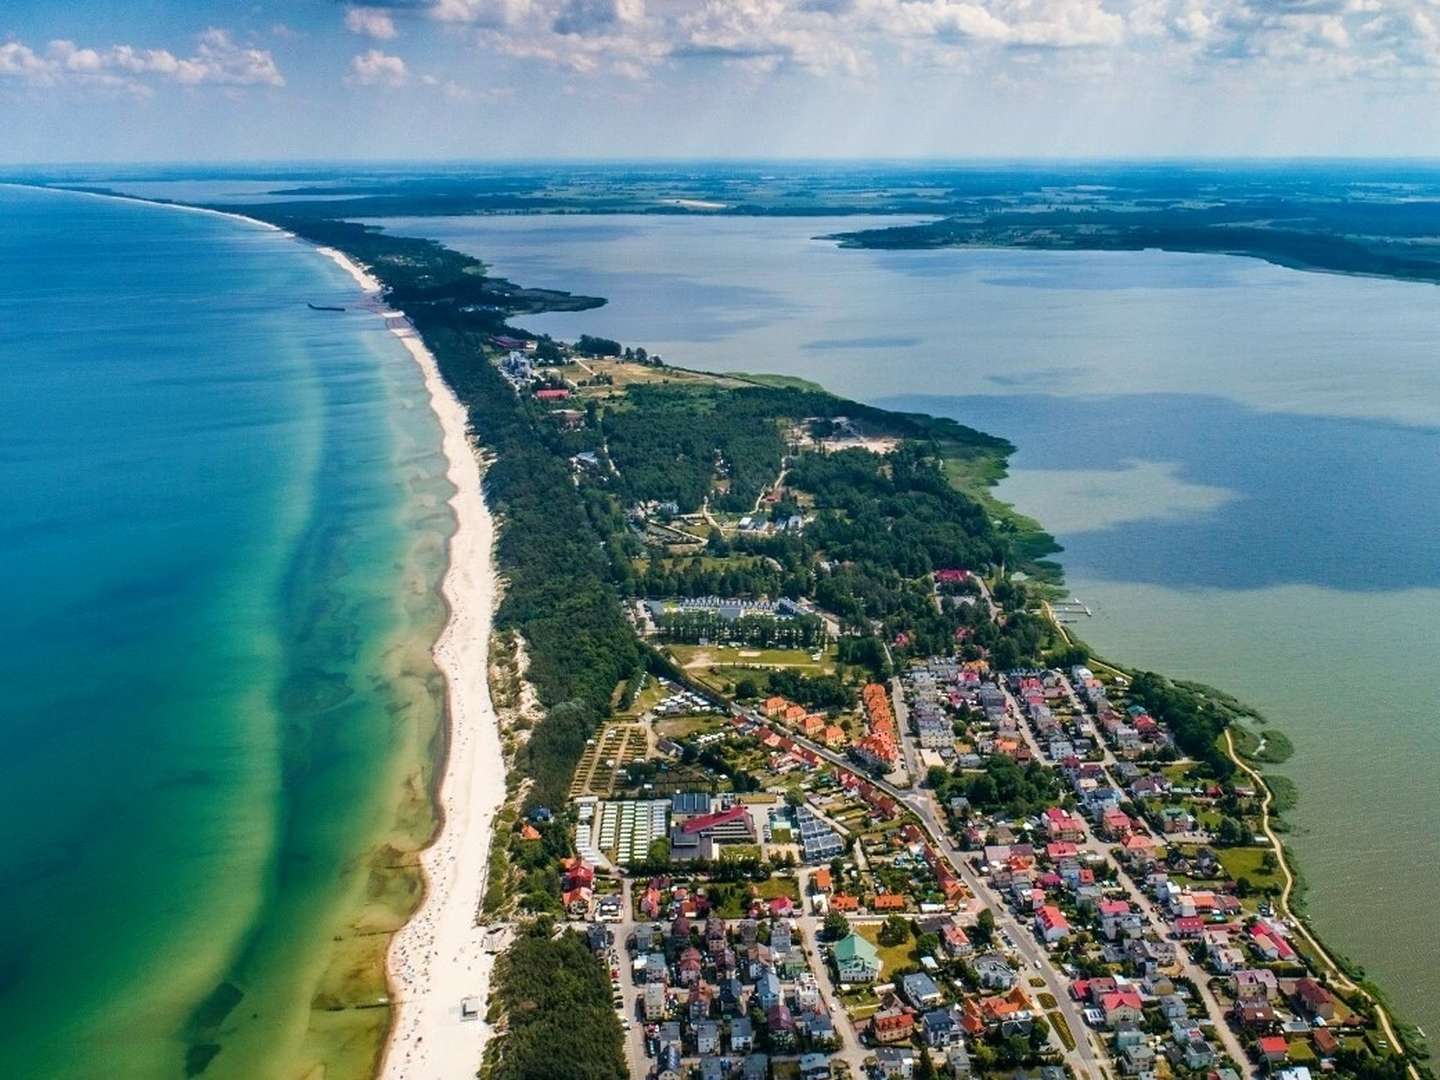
[667, 643, 837, 674]
[855, 923, 918, 978]
[1218, 846, 1285, 891]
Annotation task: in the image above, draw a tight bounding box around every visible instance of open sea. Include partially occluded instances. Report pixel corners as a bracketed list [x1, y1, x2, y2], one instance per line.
[0, 186, 451, 1078]
[367, 210, 1440, 1038]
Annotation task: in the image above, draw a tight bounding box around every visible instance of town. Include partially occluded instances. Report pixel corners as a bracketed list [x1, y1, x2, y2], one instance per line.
[474, 334, 1406, 1080]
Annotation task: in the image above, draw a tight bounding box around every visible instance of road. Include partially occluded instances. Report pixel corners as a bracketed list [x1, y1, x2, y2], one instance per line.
[1076, 828, 1254, 1074]
[612, 880, 652, 1079]
[1225, 731, 1420, 1080]
[775, 712, 1109, 1080]
[1033, 668, 1255, 1075]
[889, 674, 920, 785]
[794, 868, 871, 1078]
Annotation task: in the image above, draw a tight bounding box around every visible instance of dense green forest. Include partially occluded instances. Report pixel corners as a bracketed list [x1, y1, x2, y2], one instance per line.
[934, 755, 1064, 819]
[480, 923, 627, 1080]
[591, 382, 1053, 667]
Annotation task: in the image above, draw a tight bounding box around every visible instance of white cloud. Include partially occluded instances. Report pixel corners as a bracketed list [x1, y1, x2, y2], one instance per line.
[0, 41, 57, 84]
[0, 29, 283, 92]
[348, 48, 411, 85]
[346, 7, 400, 40]
[430, 0, 536, 26]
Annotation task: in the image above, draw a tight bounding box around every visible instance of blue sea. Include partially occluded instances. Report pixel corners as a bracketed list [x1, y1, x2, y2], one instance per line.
[0, 186, 451, 1078]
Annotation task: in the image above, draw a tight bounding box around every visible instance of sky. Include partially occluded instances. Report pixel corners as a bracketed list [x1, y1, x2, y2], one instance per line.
[2, 0, 1439, 162]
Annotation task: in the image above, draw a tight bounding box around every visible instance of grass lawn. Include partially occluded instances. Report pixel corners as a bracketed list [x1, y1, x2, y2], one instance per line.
[720, 844, 763, 862]
[655, 714, 726, 740]
[839, 985, 880, 1021]
[757, 875, 801, 901]
[668, 643, 838, 679]
[855, 923, 918, 977]
[616, 678, 669, 718]
[1217, 846, 1284, 891]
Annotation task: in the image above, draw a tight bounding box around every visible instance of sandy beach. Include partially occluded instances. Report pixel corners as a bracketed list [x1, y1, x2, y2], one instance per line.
[317, 247, 509, 1080]
[11, 185, 511, 1076]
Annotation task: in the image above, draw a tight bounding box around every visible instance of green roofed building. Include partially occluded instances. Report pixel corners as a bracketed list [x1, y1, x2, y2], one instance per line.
[833, 932, 880, 983]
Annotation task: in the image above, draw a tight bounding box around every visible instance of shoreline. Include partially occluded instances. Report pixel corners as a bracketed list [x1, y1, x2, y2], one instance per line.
[16, 182, 510, 1076]
[1044, 607, 1425, 1072]
[315, 247, 508, 1079]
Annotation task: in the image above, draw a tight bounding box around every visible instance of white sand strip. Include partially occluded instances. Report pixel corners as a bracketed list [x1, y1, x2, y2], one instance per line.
[314, 248, 509, 1080]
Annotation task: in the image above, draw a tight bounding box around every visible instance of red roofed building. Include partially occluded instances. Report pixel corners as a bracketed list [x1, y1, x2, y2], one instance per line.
[562, 856, 595, 889]
[534, 387, 571, 401]
[1102, 808, 1134, 838]
[1258, 1035, 1290, 1062]
[678, 805, 755, 842]
[1043, 806, 1087, 842]
[1035, 905, 1071, 943]
[1174, 915, 1205, 938]
[1101, 991, 1144, 1027]
[871, 1008, 916, 1044]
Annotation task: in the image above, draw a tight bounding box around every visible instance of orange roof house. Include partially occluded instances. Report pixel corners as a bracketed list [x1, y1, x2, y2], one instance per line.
[871, 1009, 915, 1044]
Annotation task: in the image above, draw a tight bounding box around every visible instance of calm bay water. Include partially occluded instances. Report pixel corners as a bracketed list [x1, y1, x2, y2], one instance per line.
[0, 187, 450, 1078]
[374, 212, 1440, 1035]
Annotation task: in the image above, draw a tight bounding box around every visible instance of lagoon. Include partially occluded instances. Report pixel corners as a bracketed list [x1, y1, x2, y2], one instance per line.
[372, 211, 1440, 1035]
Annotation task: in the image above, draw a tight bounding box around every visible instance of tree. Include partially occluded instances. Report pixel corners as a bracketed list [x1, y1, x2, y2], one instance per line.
[734, 676, 760, 700]
[973, 907, 996, 946]
[823, 912, 850, 941]
[1217, 816, 1247, 846]
[879, 915, 910, 947]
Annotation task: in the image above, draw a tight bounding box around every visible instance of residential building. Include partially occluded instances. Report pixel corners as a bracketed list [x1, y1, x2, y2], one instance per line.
[833, 932, 881, 983]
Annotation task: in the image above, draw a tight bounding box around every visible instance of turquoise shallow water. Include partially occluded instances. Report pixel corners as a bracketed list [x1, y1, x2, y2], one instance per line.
[370, 211, 1440, 1037]
[0, 187, 450, 1078]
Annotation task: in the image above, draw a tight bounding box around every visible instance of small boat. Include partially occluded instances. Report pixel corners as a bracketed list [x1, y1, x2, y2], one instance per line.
[307, 302, 346, 312]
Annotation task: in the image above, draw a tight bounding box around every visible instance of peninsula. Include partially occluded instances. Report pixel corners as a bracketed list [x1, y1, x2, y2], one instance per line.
[215, 201, 1425, 1080]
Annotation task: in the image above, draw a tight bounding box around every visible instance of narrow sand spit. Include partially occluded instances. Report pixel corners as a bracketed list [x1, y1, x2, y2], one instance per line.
[317, 248, 508, 1080]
